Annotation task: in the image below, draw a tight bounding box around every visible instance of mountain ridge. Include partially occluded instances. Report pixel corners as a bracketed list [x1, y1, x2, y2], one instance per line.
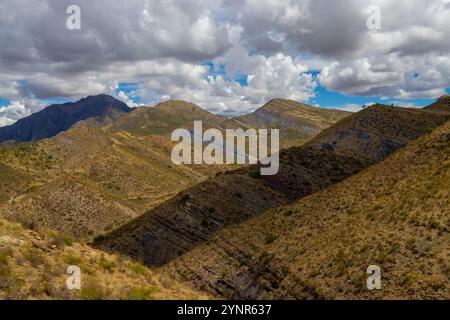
[0, 94, 131, 143]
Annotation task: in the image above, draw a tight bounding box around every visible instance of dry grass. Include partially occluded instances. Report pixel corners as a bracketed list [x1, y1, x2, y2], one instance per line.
[0, 218, 210, 300]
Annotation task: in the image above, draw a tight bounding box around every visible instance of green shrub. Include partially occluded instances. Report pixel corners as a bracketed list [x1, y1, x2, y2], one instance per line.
[80, 286, 106, 300]
[98, 257, 115, 272]
[248, 170, 261, 179]
[62, 254, 82, 265]
[130, 263, 146, 275]
[404, 273, 417, 286]
[127, 287, 155, 300]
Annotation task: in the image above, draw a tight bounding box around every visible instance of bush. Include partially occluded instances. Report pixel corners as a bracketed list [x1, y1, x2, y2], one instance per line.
[130, 263, 146, 275]
[264, 233, 277, 245]
[404, 273, 417, 286]
[127, 287, 155, 300]
[48, 230, 74, 247]
[80, 286, 106, 300]
[62, 254, 82, 265]
[98, 257, 115, 272]
[24, 247, 46, 267]
[248, 170, 261, 179]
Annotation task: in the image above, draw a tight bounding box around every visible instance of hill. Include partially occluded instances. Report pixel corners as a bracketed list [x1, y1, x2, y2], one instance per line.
[226, 99, 349, 147]
[0, 217, 208, 299]
[164, 120, 450, 299]
[0, 95, 131, 143]
[424, 94, 450, 114]
[306, 104, 450, 164]
[108, 100, 226, 135]
[94, 102, 449, 264]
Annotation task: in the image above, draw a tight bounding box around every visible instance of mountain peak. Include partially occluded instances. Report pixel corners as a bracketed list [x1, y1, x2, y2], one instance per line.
[153, 100, 205, 113]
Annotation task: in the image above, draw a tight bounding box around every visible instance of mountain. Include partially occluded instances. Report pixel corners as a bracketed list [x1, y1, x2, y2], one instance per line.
[226, 99, 349, 147]
[108, 100, 226, 135]
[0, 216, 209, 300]
[93, 101, 450, 265]
[0, 94, 131, 143]
[163, 120, 450, 299]
[424, 94, 450, 114]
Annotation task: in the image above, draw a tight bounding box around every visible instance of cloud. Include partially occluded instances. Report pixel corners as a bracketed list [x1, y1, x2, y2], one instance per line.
[0, 98, 44, 126]
[0, 0, 449, 124]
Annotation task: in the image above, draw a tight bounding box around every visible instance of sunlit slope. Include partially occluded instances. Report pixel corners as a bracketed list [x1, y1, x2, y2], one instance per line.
[166, 121, 450, 299]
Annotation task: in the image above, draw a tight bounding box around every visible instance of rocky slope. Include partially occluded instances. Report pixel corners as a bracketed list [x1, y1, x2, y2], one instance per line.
[306, 104, 450, 164]
[165, 120, 450, 300]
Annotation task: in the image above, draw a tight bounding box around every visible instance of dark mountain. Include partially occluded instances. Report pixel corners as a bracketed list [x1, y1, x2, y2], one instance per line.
[0, 94, 131, 143]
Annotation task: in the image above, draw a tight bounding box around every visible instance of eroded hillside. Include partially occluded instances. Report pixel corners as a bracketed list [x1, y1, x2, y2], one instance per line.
[165, 120, 450, 299]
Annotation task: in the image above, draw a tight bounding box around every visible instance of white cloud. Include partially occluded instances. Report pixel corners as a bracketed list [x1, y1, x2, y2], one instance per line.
[0, 0, 449, 124]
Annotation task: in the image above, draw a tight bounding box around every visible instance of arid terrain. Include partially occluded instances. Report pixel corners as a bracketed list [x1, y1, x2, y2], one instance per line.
[0, 94, 449, 300]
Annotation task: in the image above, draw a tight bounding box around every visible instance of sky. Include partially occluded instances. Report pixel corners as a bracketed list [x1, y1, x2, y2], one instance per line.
[0, 0, 449, 127]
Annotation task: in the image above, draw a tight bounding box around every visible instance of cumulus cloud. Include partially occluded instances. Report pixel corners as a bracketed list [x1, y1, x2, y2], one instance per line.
[0, 0, 449, 126]
[0, 98, 44, 127]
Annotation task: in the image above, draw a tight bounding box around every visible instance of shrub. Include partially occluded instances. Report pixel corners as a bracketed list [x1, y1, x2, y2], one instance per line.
[130, 263, 146, 275]
[80, 286, 106, 300]
[127, 287, 155, 300]
[24, 247, 46, 267]
[404, 273, 417, 286]
[248, 170, 261, 179]
[48, 230, 74, 247]
[62, 254, 82, 265]
[264, 233, 277, 245]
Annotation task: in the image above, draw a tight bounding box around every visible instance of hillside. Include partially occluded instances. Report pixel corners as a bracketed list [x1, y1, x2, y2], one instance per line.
[306, 104, 450, 164]
[0, 217, 208, 300]
[0, 125, 223, 240]
[108, 100, 226, 135]
[0, 95, 131, 143]
[424, 94, 450, 114]
[164, 120, 450, 300]
[94, 102, 449, 264]
[226, 99, 349, 147]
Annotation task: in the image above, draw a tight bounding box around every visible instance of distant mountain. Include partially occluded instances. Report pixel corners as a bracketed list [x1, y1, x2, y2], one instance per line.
[93, 100, 450, 265]
[0, 94, 131, 143]
[226, 99, 349, 147]
[164, 120, 450, 299]
[108, 100, 226, 135]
